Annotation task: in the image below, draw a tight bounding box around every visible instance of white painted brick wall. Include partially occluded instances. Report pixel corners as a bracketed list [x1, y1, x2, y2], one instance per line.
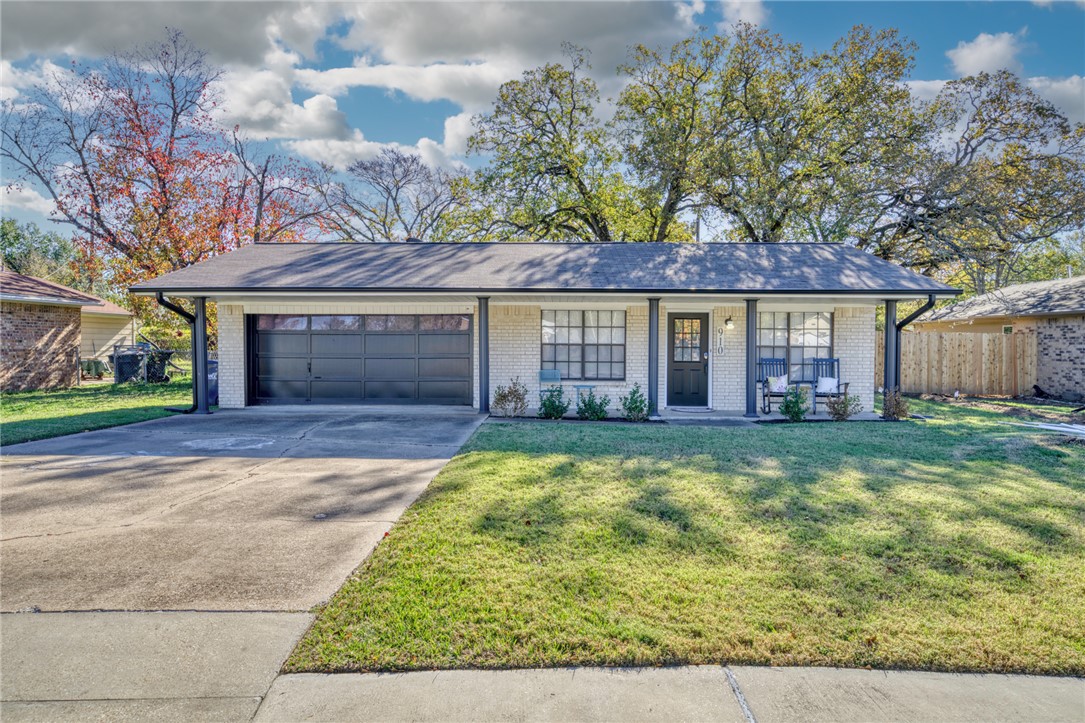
[486, 304, 649, 415]
[217, 304, 246, 408]
[212, 299, 878, 414]
[833, 305, 877, 413]
[711, 305, 747, 411]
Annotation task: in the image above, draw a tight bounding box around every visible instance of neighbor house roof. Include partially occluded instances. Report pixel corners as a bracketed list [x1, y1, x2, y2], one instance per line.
[131, 242, 958, 297]
[921, 275, 1085, 322]
[0, 270, 131, 315]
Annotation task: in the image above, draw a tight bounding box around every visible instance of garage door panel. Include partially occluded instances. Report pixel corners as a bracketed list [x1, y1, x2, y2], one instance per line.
[258, 357, 308, 378]
[258, 380, 308, 400]
[311, 334, 363, 356]
[365, 334, 416, 355]
[253, 314, 470, 405]
[364, 357, 416, 379]
[258, 334, 308, 355]
[418, 357, 470, 378]
[311, 357, 362, 378]
[365, 380, 416, 399]
[419, 380, 470, 400]
[419, 334, 471, 355]
[311, 380, 364, 399]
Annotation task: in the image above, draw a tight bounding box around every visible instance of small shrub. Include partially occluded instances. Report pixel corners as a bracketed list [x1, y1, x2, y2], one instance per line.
[576, 390, 611, 421]
[619, 382, 650, 422]
[882, 389, 910, 420]
[779, 385, 808, 422]
[825, 392, 863, 421]
[491, 377, 528, 417]
[538, 386, 570, 419]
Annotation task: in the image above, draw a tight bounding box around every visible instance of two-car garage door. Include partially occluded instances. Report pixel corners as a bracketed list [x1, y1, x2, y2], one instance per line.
[250, 314, 472, 405]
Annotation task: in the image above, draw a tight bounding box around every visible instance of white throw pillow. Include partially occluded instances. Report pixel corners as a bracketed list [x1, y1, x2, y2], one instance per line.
[816, 376, 839, 394]
[768, 375, 788, 394]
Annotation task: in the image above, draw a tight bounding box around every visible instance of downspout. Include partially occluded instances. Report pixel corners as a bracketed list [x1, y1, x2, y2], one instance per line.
[893, 294, 937, 390]
[155, 291, 197, 414]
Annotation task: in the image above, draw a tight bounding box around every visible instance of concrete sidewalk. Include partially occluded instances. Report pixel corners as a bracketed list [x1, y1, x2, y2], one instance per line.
[1, 611, 312, 722]
[255, 665, 1085, 723]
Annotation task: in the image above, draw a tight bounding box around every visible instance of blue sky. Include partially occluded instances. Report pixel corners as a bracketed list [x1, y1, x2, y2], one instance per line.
[2, 1, 1083, 232]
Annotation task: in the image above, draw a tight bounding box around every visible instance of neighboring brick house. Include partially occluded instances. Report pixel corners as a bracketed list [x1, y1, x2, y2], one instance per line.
[131, 242, 956, 417]
[0, 271, 133, 392]
[915, 275, 1085, 402]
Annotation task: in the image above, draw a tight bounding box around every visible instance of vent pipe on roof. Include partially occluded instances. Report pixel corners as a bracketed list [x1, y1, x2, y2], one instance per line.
[405, 237, 423, 243]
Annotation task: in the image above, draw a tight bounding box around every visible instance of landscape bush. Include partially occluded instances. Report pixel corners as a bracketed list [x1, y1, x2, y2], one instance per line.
[576, 390, 611, 421]
[780, 386, 808, 422]
[538, 386, 570, 419]
[882, 389, 911, 420]
[491, 378, 528, 417]
[619, 383, 650, 422]
[825, 392, 863, 421]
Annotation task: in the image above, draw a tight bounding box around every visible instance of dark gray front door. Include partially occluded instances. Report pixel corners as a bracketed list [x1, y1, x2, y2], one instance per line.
[667, 314, 709, 407]
[251, 314, 472, 405]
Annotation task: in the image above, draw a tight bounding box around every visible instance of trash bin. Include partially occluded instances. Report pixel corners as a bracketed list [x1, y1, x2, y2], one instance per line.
[110, 347, 146, 383]
[207, 359, 219, 406]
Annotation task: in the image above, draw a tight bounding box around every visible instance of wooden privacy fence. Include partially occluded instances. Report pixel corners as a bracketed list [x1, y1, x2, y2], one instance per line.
[875, 331, 1038, 396]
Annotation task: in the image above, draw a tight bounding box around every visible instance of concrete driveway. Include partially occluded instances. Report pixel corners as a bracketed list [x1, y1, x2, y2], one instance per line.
[1, 406, 484, 612]
[1, 406, 483, 721]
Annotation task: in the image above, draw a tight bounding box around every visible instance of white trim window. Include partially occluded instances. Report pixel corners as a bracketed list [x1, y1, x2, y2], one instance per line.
[541, 310, 626, 380]
[757, 311, 833, 380]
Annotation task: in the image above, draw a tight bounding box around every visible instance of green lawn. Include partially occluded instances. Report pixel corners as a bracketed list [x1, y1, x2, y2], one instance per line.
[288, 399, 1085, 675]
[1, 379, 192, 445]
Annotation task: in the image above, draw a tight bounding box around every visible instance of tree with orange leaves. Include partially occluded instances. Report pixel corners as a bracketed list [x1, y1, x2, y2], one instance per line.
[1, 29, 325, 314]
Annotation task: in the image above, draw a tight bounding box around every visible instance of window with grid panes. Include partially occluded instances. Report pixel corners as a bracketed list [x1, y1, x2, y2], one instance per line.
[756, 312, 832, 381]
[541, 310, 626, 380]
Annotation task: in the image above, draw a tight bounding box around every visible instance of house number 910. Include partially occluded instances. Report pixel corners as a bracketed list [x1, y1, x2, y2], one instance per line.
[716, 327, 725, 355]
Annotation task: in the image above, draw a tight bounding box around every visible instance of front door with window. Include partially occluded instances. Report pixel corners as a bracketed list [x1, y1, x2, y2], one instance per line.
[667, 314, 709, 407]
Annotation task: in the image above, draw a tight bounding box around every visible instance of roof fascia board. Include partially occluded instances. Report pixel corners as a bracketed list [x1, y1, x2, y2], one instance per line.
[0, 294, 99, 307]
[131, 287, 959, 299]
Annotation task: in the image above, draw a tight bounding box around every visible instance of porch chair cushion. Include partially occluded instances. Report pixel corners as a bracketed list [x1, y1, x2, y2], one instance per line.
[767, 375, 789, 394]
[816, 376, 840, 394]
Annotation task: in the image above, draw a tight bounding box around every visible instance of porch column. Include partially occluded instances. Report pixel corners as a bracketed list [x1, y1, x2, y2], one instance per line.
[647, 298, 660, 415]
[744, 298, 758, 417]
[478, 296, 490, 413]
[193, 297, 211, 415]
[883, 299, 898, 407]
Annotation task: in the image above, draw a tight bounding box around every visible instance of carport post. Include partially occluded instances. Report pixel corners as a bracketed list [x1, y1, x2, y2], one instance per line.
[883, 299, 898, 409]
[647, 298, 660, 415]
[744, 298, 758, 417]
[478, 296, 490, 413]
[194, 297, 211, 414]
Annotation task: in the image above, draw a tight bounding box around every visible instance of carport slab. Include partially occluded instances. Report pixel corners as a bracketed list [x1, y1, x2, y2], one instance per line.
[256, 667, 748, 722]
[1, 612, 311, 701]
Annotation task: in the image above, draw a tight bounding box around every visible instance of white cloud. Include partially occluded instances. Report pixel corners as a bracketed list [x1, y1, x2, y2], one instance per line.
[216, 48, 351, 140]
[0, 1, 338, 65]
[1031, 0, 1085, 9]
[718, 0, 767, 28]
[285, 131, 381, 170]
[2, 185, 57, 217]
[905, 79, 948, 103]
[441, 112, 475, 157]
[946, 29, 1027, 76]
[297, 59, 522, 112]
[1028, 74, 1085, 124]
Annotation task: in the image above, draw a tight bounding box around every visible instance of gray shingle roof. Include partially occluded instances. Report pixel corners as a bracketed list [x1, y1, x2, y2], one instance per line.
[130, 242, 958, 296]
[923, 275, 1085, 321]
